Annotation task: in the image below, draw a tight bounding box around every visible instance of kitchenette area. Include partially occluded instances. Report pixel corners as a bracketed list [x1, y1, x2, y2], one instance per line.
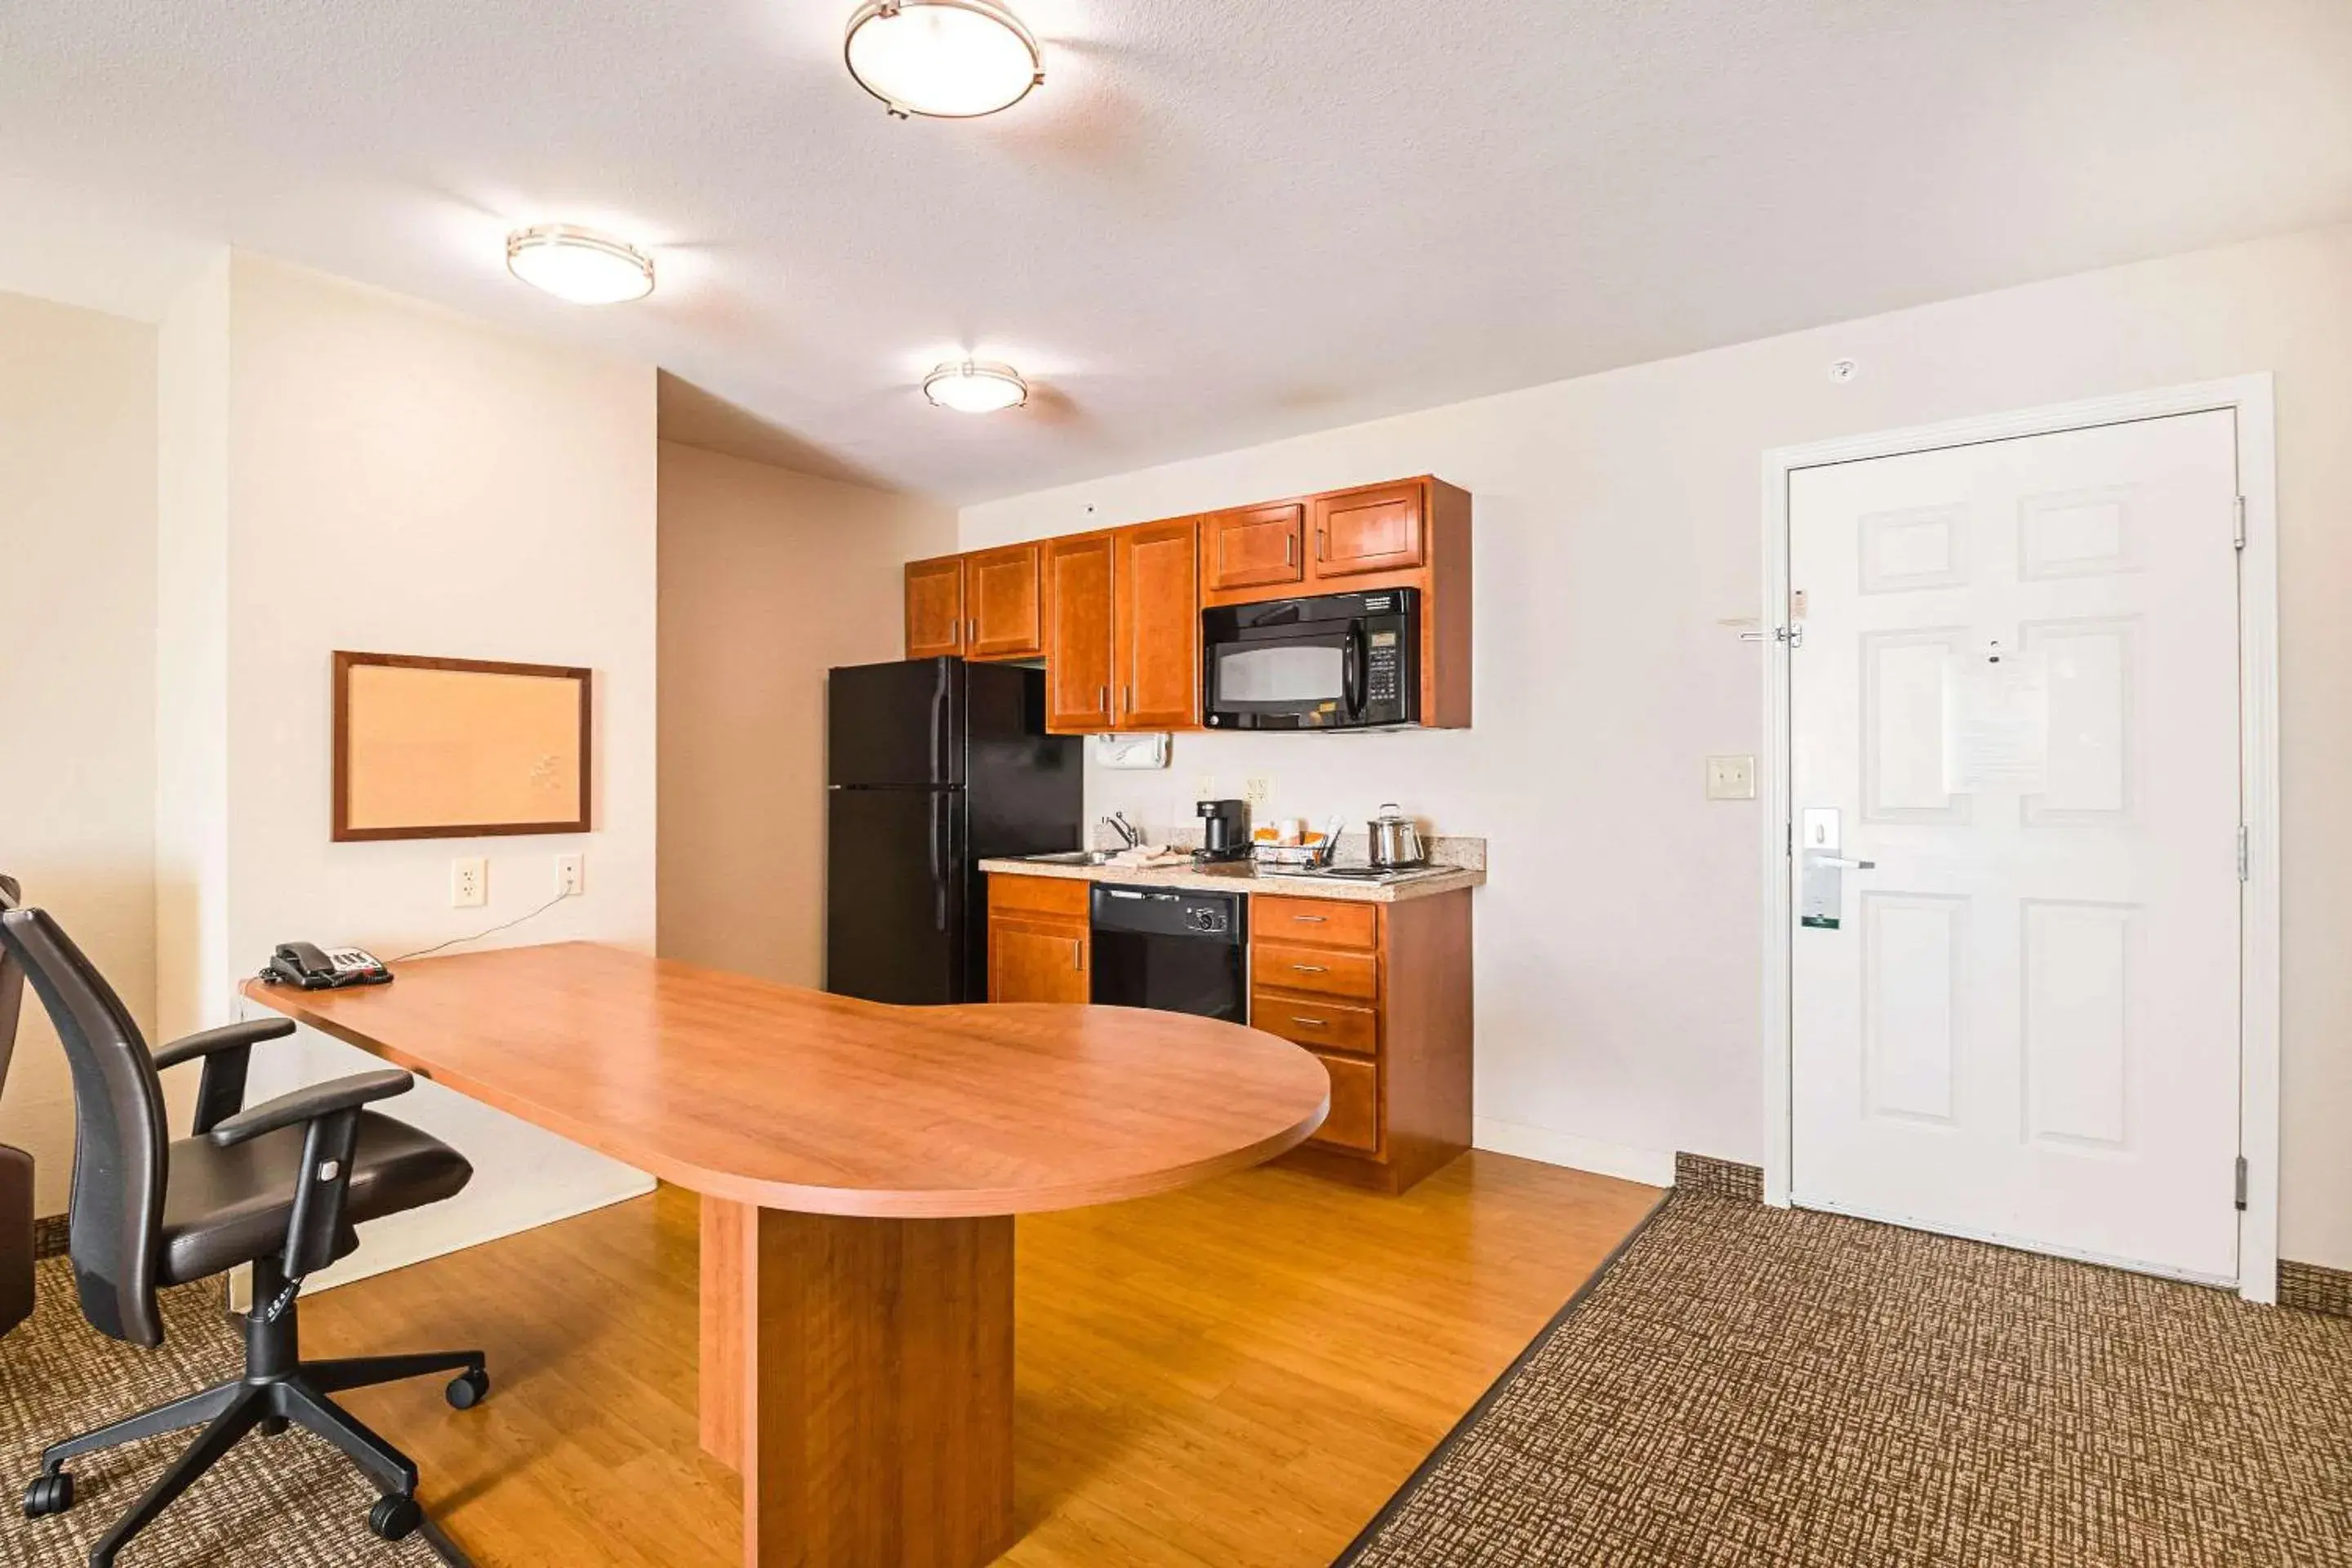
[828, 473, 1486, 1196]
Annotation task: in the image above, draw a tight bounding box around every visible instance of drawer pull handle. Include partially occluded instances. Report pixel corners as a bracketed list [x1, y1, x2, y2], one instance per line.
[1291, 1016, 1328, 1027]
[1291, 915, 1326, 924]
[1291, 964, 1328, 974]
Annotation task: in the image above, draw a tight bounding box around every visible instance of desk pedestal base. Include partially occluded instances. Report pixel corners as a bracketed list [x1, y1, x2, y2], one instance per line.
[699, 1199, 1016, 1568]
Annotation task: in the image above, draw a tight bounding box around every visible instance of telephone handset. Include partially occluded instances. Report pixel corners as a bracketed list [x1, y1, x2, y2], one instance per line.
[262, 942, 392, 991]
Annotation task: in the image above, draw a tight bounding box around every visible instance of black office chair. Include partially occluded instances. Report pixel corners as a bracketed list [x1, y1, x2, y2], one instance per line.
[0, 875, 34, 1336]
[0, 905, 489, 1565]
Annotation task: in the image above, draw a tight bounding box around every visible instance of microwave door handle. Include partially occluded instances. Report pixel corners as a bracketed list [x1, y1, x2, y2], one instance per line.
[1343, 624, 1367, 717]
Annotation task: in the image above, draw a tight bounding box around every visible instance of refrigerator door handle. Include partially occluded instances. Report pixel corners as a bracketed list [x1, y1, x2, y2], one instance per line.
[929, 670, 949, 783]
[930, 793, 950, 932]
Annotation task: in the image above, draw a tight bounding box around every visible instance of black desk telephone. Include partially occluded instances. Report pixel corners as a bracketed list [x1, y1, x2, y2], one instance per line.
[261, 942, 392, 991]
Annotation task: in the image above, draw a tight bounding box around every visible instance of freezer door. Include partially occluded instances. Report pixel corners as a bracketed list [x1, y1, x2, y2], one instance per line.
[827, 658, 964, 787]
[826, 787, 964, 1004]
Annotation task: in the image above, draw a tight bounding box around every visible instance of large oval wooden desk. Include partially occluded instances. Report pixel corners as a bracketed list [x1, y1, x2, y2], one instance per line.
[244, 942, 1328, 1568]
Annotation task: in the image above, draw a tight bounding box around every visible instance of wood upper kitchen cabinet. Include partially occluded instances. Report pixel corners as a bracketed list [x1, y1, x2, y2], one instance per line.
[904, 555, 967, 659]
[1311, 480, 1426, 578]
[1200, 501, 1304, 596]
[1044, 532, 1116, 732]
[1250, 889, 1472, 1195]
[1112, 519, 1200, 730]
[964, 542, 1044, 660]
[987, 874, 1089, 1004]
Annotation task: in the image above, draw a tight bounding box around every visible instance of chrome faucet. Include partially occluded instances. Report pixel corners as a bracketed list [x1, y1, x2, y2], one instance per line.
[1102, 812, 1143, 850]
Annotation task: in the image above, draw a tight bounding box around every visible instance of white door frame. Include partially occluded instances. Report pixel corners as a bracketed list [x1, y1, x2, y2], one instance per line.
[1758, 374, 2281, 1303]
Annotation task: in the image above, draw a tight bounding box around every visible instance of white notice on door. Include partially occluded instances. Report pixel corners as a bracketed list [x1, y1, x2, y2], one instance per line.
[1942, 651, 2049, 792]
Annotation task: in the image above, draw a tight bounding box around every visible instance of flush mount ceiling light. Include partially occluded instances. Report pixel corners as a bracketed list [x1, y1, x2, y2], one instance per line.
[844, 0, 1044, 119]
[504, 225, 656, 305]
[923, 359, 1029, 412]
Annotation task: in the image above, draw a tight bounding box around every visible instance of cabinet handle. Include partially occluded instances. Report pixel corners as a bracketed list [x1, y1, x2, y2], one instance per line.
[1285, 534, 1295, 565]
[1316, 530, 1327, 562]
[1098, 685, 1109, 715]
[1072, 938, 1085, 972]
[1291, 1016, 1328, 1028]
[1122, 685, 1133, 714]
[1291, 963, 1328, 974]
[1291, 915, 1326, 924]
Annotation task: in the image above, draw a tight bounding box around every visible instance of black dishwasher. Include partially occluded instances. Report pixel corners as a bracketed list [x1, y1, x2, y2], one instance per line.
[1089, 884, 1247, 1022]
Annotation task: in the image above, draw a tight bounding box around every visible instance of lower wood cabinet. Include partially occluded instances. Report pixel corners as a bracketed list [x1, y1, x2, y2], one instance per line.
[1250, 890, 1472, 1194]
[987, 875, 1089, 1004]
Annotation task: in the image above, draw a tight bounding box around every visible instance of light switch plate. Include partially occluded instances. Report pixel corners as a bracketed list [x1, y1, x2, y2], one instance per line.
[1705, 755, 1757, 801]
[450, 856, 488, 908]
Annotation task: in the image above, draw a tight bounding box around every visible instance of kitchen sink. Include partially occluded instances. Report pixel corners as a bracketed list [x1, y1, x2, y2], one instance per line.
[1019, 850, 1121, 866]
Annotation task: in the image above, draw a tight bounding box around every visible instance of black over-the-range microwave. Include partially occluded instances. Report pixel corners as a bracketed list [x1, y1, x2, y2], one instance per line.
[1200, 588, 1420, 731]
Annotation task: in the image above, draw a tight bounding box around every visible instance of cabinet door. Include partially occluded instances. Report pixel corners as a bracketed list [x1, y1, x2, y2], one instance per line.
[1311, 482, 1425, 579]
[966, 543, 1043, 660]
[1201, 502, 1304, 595]
[905, 555, 967, 658]
[1114, 519, 1200, 730]
[1045, 533, 1115, 732]
[1307, 1051, 1382, 1152]
[989, 915, 1089, 1003]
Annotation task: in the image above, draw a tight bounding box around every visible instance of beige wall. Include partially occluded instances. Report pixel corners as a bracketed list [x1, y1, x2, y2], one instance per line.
[154, 252, 660, 1283]
[657, 440, 956, 987]
[963, 223, 2352, 1271]
[0, 290, 158, 1209]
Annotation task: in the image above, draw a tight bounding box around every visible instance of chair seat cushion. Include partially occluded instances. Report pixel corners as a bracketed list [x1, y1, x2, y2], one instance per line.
[158, 1112, 473, 1285]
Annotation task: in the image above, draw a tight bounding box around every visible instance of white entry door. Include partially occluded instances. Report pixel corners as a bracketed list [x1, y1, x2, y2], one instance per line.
[1788, 410, 2243, 1283]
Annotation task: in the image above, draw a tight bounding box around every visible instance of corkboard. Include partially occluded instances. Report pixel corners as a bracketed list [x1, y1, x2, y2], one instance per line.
[333, 652, 591, 840]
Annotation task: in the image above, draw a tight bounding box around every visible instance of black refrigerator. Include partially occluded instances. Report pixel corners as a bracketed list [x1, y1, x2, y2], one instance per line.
[826, 658, 1083, 1004]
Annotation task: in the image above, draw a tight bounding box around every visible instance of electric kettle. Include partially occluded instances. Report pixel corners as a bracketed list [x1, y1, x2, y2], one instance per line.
[1367, 803, 1427, 870]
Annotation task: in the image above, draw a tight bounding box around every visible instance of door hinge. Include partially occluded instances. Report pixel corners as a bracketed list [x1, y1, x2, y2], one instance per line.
[2238, 824, 2250, 882]
[2233, 496, 2247, 550]
[2234, 1155, 2249, 1211]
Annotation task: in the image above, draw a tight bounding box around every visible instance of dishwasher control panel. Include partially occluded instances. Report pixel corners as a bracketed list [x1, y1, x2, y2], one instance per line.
[1089, 884, 1246, 946]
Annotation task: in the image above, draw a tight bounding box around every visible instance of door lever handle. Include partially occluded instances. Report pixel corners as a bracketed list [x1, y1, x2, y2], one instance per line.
[1808, 854, 1876, 871]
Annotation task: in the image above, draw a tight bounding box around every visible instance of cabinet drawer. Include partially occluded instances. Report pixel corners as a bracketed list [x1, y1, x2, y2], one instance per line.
[987, 874, 1089, 920]
[1251, 895, 1378, 951]
[1307, 1051, 1381, 1153]
[1251, 993, 1378, 1057]
[1253, 942, 1378, 1002]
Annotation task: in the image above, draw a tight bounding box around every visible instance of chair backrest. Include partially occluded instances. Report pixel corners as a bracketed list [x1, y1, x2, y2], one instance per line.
[0, 906, 169, 1346]
[0, 874, 23, 1092]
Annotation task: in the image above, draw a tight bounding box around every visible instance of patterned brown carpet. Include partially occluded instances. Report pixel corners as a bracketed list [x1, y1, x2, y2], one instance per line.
[0, 1259, 441, 1567]
[1339, 1192, 2352, 1568]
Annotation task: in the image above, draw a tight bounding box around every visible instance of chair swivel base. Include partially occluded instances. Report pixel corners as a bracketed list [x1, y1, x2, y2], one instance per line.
[21, 1290, 487, 1568]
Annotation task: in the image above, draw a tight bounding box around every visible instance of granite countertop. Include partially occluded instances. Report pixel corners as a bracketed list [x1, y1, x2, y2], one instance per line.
[980, 835, 1486, 905]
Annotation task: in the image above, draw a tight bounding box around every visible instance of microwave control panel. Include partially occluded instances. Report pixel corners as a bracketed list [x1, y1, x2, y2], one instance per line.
[1365, 630, 1403, 706]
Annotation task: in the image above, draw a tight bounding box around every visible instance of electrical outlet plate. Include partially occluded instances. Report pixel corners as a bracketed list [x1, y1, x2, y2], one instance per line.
[450, 857, 488, 908]
[556, 853, 584, 898]
[1243, 777, 1271, 813]
[1705, 755, 1757, 801]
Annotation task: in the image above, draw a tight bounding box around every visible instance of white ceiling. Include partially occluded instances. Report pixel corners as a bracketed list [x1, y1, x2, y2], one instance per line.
[4, 1, 2349, 502]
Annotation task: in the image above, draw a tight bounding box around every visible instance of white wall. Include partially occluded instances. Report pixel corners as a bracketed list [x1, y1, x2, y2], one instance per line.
[0, 289, 160, 1208]
[657, 441, 956, 987]
[964, 224, 2352, 1269]
[158, 253, 660, 1282]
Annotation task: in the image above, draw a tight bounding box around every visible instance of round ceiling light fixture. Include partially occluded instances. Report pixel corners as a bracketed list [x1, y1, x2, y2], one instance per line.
[844, 0, 1044, 119]
[923, 359, 1029, 412]
[505, 225, 656, 305]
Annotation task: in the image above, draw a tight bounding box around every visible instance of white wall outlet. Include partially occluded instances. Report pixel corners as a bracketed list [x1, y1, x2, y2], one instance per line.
[450, 856, 488, 908]
[1243, 777, 1271, 813]
[556, 852, 585, 898]
[1194, 774, 1215, 801]
[1705, 755, 1757, 801]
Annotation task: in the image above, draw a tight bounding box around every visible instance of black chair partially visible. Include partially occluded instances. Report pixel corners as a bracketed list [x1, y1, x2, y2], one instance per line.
[0, 905, 488, 1565]
[0, 874, 34, 1336]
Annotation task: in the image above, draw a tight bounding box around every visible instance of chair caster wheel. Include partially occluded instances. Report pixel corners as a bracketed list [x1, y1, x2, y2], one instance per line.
[23, 1471, 73, 1518]
[445, 1367, 489, 1410]
[368, 1493, 422, 1542]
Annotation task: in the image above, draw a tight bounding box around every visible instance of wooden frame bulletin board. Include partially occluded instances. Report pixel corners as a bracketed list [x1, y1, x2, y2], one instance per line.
[332, 652, 593, 841]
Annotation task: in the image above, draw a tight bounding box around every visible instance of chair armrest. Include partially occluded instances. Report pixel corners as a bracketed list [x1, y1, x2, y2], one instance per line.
[154, 1018, 296, 1137]
[152, 1018, 294, 1070]
[207, 1068, 412, 1147]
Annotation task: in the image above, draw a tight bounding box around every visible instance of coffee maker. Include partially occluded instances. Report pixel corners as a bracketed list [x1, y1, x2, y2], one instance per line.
[1196, 799, 1251, 862]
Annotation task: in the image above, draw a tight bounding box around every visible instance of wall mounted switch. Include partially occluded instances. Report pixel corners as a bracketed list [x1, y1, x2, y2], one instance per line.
[450, 857, 488, 908]
[1705, 755, 1757, 801]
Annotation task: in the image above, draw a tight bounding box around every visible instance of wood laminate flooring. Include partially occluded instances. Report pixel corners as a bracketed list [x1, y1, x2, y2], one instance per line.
[298, 1152, 1659, 1568]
